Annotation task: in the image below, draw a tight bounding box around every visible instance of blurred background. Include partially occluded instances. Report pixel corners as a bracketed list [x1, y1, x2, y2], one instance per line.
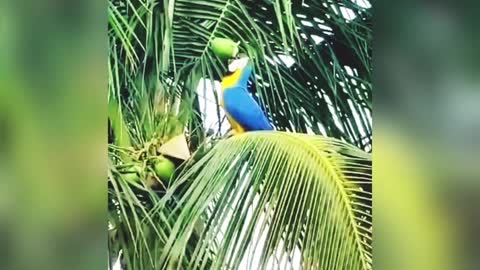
[0, 0, 479, 269]
[0, 0, 107, 269]
[375, 0, 480, 270]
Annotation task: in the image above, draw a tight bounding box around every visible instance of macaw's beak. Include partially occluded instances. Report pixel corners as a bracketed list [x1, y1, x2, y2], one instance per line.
[228, 57, 249, 72]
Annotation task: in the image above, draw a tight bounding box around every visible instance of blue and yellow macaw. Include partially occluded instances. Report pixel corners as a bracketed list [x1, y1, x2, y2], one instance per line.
[220, 59, 273, 134]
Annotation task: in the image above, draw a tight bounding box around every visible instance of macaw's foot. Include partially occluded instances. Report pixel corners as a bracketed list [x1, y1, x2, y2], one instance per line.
[225, 128, 246, 138]
[226, 130, 235, 138]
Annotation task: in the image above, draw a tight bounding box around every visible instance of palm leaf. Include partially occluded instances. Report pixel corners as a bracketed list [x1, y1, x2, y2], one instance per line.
[109, 159, 204, 270]
[157, 132, 372, 269]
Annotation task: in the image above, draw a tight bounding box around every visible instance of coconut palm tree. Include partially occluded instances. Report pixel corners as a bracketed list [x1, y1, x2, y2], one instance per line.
[108, 0, 372, 269]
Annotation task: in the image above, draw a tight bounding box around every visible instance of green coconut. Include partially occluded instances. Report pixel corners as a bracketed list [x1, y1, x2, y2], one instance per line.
[120, 164, 142, 183]
[210, 37, 240, 59]
[122, 172, 140, 183]
[153, 156, 175, 182]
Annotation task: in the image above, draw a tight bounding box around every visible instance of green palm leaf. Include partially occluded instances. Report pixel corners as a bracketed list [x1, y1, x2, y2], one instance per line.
[158, 132, 372, 269]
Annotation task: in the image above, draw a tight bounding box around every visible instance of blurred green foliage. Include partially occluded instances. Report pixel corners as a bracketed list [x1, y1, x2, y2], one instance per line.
[0, 0, 106, 269]
[376, 1, 480, 269]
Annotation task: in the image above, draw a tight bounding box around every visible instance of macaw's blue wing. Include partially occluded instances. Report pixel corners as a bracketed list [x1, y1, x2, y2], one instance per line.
[223, 87, 273, 131]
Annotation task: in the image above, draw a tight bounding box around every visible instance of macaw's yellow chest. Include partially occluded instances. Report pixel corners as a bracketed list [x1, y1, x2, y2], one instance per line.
[220, 67, 248, 134]
[221, 68, 242, 89]
[219, 90, 246, 134]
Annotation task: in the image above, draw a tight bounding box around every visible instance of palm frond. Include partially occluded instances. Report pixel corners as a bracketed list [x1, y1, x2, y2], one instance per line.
[157, 132, 372, 269]
[109, 160, 198, 270]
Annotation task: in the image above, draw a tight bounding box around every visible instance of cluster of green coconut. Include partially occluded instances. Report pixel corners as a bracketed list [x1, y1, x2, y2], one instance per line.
[112, 37, 238, 186]
[114, 133, 191, 188]
[118, 155, 176, 185]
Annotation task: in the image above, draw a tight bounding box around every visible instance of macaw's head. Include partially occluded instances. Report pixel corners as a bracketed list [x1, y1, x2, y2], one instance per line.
[227, 55, 249, 72]
[221, 56, 249, 89]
